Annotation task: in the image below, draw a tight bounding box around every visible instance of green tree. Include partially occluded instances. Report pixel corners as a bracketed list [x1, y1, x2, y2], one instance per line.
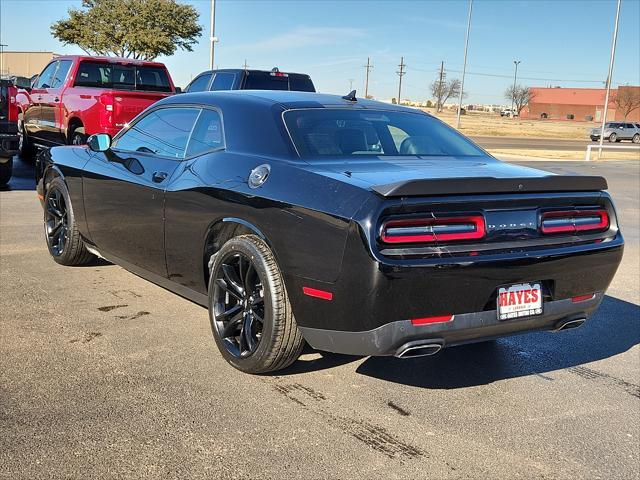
[51, 0, 202, 60]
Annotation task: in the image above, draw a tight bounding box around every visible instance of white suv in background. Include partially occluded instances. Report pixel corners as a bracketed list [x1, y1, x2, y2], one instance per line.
[590, 122, 640, 143]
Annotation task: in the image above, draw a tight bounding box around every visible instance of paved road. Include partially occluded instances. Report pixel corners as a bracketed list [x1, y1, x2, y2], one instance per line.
[472, 136, 592, 151]
[1, 157, 638, 479]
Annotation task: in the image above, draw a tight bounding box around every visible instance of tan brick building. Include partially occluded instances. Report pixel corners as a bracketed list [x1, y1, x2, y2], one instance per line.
[521, 86, 640, 123]
[0, 51, 59, 78]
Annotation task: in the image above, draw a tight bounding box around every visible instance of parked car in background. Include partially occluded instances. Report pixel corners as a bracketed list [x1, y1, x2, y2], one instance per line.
[184, 67, 315, 93]
[590, 122, 640, 143]
[500, 108, 517, 117]
[0, 79, 20, 186]
[36, 90, 623, 374]
[15, 55, 176, 161]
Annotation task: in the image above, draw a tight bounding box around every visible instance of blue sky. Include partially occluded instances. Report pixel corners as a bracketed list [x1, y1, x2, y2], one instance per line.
[1, 0, 639, 104]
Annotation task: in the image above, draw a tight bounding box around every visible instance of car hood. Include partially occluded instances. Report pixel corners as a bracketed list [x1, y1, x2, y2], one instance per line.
[300, 156, 607, 196]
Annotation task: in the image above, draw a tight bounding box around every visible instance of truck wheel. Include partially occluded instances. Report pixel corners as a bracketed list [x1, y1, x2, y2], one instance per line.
[18, 118, 36, 162]
[44, 177, 95, 266]
[71, 127, 86, 146]
[208, 235, 305, 374]
[0, 157, 13, 187]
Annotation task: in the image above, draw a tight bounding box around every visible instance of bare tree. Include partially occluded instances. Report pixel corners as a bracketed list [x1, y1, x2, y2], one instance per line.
[430, 78, 462, 112]
[505, 85, 535, 116]
[613, 88, 640, 120]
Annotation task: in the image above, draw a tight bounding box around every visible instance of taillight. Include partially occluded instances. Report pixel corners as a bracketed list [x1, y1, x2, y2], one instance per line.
[380, 215, 486, 244]
[540, 209, 609, 234]
[8, 85, 18, 122]
[98, 93, 114, 128]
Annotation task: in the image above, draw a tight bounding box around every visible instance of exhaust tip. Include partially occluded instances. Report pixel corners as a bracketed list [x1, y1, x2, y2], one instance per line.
[555, 318, 587, 332]
[395, 341, 443, 359]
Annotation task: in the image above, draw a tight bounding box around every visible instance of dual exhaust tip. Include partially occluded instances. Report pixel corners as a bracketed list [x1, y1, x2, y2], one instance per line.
[395, 317, 587, 359]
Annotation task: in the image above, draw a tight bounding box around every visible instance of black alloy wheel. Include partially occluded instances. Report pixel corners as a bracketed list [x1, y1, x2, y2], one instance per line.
[212, 252, 265, 358]
[45, 187, 69, 257]
[208, 235, 305, 373]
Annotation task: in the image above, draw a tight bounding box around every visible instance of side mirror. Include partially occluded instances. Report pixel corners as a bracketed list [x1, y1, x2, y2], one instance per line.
[87, 133, 112, 152]
[175, 86, 183, 94]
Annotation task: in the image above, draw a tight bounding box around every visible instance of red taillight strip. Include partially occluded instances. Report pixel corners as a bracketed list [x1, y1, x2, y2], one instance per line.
[540, 209, 609, 234]
[302, 287, 333, 301]
[381, 216, 485, 244]
[411, 315, 453, 326]
[572, 293, 595, 303]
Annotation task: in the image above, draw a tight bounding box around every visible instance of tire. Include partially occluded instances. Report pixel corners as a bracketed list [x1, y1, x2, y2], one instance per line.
[0, 157, 12, 187]
[208, 234, 305, 374]
[608, 133, 617, 143]
[70, 127, 86, 146]
[43, 177, 95, 266]
[18, 117, 36, 162]
[633, 134, 640, 144]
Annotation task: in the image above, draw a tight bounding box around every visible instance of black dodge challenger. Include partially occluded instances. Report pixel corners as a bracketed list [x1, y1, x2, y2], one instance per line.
[36, 90, 624, 373]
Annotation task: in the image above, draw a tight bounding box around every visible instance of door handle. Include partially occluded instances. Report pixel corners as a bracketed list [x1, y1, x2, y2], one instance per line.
[54, 97, 60, 102]
[36, 96, 42, 101]
[152, 171, 168, 183]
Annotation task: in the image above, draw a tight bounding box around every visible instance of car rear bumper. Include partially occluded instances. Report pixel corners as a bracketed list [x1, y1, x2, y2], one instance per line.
[299, 293, 604, 356]
[0, 133, 19, 158]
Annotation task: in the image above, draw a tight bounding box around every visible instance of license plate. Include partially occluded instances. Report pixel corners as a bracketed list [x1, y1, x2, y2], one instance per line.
[497, 283, 543, 320]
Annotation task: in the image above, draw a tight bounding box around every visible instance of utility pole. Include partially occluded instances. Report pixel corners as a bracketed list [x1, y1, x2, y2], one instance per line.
[348, 78, 354, 91]
[511, 60, 521, 114]
[456, 0, 473, 129]
[242, 59, 249, 70]
[437, 61, 445, 111]
[397, 57, 406, 105]
[598, 0, 621, 159]
[0, 44, 7, 78]
[364, 57, 373, 98]
[209, 0, 218, 70]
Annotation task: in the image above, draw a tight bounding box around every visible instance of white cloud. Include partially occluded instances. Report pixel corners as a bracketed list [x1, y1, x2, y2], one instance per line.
[227, 26, 367, 53]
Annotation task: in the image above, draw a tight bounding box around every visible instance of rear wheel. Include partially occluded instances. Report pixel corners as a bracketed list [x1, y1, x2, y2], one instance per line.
[44, 177, 95, 265]
[608, 133, 617, 143]
[208, 235, 305, 373]
[70, 127, 86, 146]
[0, 157, 12, 187]
[633, 134, 639, 144]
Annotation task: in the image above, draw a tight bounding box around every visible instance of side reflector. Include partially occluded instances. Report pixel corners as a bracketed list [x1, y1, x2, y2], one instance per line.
[381, 216, 485, 244]
[572, 294, 595, 303]
[303, 287, 333, 301]
[541, 210, 609, 234]
[411, 315, 453, 326]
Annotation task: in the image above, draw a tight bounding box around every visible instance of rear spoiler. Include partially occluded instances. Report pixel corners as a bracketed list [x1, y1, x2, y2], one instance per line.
[371, 175, 608, 197]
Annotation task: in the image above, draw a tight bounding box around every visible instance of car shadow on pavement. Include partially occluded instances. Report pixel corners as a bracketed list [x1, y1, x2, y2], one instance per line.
[355, 295, 640, 389]
[0, 155, 36, 192]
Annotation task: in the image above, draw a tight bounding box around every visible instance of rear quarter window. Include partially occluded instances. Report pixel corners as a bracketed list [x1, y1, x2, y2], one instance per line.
[74, 61, 172, 92]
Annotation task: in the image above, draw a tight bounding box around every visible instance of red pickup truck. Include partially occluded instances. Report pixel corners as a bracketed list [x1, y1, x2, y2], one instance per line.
[16, 55, 175, 160]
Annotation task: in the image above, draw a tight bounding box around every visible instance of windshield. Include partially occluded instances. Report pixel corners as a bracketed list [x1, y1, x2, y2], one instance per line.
[74, 61, 172, 92]
[284, 109, 486, 158]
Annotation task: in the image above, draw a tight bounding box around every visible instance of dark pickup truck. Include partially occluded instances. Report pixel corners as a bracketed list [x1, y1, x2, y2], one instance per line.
[0, 79, 20, 186]
[183, 67, 315, 93]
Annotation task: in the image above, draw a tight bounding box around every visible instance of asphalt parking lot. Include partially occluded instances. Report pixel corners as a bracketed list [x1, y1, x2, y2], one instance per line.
[1, 156, 638, 479]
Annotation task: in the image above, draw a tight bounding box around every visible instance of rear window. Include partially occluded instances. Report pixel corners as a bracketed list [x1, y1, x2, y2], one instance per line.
[243, 72, 315, 92]
[74, 61, 172, 92]
[284, 109, 485, 159]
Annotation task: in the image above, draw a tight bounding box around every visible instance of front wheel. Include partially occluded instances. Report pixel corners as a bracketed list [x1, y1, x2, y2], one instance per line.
[208, 235, 305, 373]
[18, 118, 36, 162]
[44, 177, 95, 265]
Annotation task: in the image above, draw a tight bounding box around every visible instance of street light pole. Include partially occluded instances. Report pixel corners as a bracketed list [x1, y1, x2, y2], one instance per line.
[455, 0, 473, 129]
[209, 0, 217, 70]
[598, 0, 622, 159]
[511, 60, 521, 114]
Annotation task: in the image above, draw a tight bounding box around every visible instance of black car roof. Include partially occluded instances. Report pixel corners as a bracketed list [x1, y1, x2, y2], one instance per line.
[161, 89, 419, 113]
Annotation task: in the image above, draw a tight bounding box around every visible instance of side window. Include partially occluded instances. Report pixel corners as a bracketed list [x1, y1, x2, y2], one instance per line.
[185, 109, 224, 157]
[186, 73, 212, 93]
[35, 62, 59, 89]
[210, 73, 235, 91]
[112, 108, 200, 158]
[51, 60, 72, 88]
